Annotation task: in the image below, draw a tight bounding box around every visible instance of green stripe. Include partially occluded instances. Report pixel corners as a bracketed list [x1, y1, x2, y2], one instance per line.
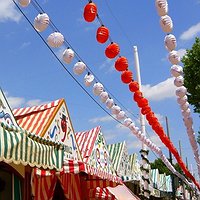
[9, 131, 15, 159]
[3, 129, 8, 158]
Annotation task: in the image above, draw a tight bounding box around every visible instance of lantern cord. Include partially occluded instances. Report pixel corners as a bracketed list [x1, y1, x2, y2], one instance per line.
[30, 0, 138, 120]
[12, 0, 124, 126]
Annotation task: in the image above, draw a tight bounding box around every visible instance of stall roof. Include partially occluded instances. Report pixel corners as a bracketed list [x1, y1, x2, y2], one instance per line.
[13, 98, 82, 161]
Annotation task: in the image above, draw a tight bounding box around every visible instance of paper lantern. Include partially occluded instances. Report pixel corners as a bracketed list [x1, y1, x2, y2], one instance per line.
[180, 102, 190, 111]
[63, 48, 75, 64]
[141, 106, 151, 115]
[84, 73, 94, 87]
[160, 15, 173, 33]
[116, 111, 125, 120]
[155, 0, 168, 16]
[34, 13, 49, 32]
[124, 118, 133, 127]
[174, 76, 184, 87]
[83, 2, 97, 22]
[133, 90, 143, 102]
[111, 105, 121, 115]
[18, 0, 31, 7]
[96, 26, 109, 44]
[129, 123, 137, 132]
[183, 117, 193, 128]
[93, 82, 104, 96]
[73, 61, 86, 75]
[106, 98, 114, 109]
[176, 86, 187, 98]
[114, 56, 128, 71]
[182, 109, 191, 118]
[47, 32, 64, 48]
[121, 70, 133, 84]
[137, 98, 148, 108]
[164, 34, 177, 51]
[177, 95, 188, 105]
[100, 91, 109, 103]
[170, 65, 183, 77]
[129, 81, 139, 92]
[105, 43, 120, 59]
[168, 50, 180, 65]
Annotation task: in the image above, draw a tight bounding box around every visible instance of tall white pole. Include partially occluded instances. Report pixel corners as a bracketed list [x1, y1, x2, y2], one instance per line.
[133, 46, 146, 150]
[133, 46, 150, 198]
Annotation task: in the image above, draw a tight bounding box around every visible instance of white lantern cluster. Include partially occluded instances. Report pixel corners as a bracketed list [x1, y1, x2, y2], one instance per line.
[155, 0, 200, 180]
[34, 13, 50, 32]
[47, 32, 64, 48]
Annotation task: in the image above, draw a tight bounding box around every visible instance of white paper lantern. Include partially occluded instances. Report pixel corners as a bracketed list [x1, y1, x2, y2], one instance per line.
[116, 111, 126, 120]
[160, 15, 173, 33]
[174, 76, 184, 87]
[84, 73, 94, 87]
[176, 86, 187, 98]
[34, 13, 49, 32]
[106, 98, 114, 109]
[182, 108, 191, 118]
[47, 32, 64, 48]
[180, 102, 190, 111]
[111, 105, 121, 115]
[168, 50, 180, 65]
[164, 34, 177, 51]
[93, 82, 104, 96]
[62, 48, 74, 64]
[177, 95, 188, 105]
[155, 0, 168, 16]
[99, 91, 109, 103]
[129, 123, 137, 132]
[124, 118, 133, 127]
[183, 116, 193, 127]
[18, 0, 31, 7]
[73, 61, 86, 75]
[170, 65, 183, 77]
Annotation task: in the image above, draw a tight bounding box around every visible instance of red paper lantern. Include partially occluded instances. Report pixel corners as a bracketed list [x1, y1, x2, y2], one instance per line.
[146, 111, 154, 121]
[137, 98, 149, 108]
[105, 42, 120, 59]
[133, 90, 143, 102]
[149, 116, 158, 126]
[129, 81, 139, 92]
[141, 106, 151, 115]
[83, 2, 97, 22]
[121, 70, 133, 84]
[96, 26, 109, 44]
[115, 56, 128, 71]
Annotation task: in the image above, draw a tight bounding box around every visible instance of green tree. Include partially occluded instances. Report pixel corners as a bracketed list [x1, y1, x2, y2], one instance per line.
[182, 37, 200, 114]
[182, 37, 200, 143]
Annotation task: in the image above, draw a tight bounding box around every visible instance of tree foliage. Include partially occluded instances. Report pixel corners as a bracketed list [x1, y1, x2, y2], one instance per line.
[182, 37, 200, 114]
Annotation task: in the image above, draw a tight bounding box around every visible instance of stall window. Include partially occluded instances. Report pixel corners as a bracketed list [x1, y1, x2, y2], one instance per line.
[0, 165, 22, 200]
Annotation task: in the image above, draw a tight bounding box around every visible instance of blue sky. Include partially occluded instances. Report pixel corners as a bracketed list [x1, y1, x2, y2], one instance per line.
[1, 0, 200, 177]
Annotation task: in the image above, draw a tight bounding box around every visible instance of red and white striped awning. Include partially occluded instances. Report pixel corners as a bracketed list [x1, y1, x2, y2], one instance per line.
[89, 187, 117, 200]
[12, 99, 62, 136]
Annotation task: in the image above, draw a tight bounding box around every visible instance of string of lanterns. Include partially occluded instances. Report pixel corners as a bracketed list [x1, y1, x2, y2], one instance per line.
[82, 0, 200, 190]
[16, 0, 196, 190]
[155, 0, 200, 181]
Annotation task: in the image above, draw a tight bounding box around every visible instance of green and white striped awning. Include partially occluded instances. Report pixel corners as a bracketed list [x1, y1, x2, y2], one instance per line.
[0, 122, 64, 171]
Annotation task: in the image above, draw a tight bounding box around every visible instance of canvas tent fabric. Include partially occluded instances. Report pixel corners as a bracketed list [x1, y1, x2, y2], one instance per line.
[75, 126, 121, 183]
[0, 122, 64, 170]
[129, 153, 142, 181]
[107, 141, 132, 179]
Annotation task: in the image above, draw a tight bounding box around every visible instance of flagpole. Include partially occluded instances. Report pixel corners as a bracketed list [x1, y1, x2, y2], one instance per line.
[133, 46, 150, 198]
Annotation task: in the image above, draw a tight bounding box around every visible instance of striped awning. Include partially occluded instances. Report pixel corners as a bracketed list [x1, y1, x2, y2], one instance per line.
[12, 99, 62, 136]
[89, 187, 117, 200]
[0, 122, 64, 171]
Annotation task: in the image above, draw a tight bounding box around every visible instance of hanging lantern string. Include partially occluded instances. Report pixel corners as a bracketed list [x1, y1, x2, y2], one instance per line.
[83, 0, 200, 190]
[30, 0, 137, 119]
[154, 0, 200, 183]
[14, 1, 195, 190]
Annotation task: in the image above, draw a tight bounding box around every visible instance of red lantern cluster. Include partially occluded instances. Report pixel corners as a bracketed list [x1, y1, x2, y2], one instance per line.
[96, 26, 109, 44]
[121, 70, 133, 84]
[105, 42, 120, 59]
[115, 57, 128, 71]
[83, 2, 97, 22]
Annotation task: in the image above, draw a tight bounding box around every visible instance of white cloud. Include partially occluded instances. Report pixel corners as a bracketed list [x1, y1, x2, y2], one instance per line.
[26, 99, 49, 107]
[19, 42, 31, 50]
[99, 59, 115, 73]
[177, 49, 186, 59]
[0, 0, 21, 22]
[180, 22, 200, 41]
[89, 115, 113, 123]
[141, 78, 176, 101]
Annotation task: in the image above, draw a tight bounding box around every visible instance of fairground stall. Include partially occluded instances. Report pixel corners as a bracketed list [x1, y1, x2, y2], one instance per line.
[107, 141, 141, 198]
[76, 127, 140, 200]
[0, 89, 64, 200]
